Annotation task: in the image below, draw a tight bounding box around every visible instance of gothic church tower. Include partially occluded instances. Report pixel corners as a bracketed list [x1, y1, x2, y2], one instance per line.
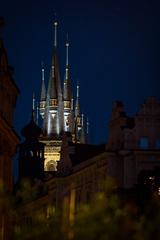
[39, 20, 87, 171]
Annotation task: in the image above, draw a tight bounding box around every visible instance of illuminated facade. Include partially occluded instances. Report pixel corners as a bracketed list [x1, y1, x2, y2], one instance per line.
[39, 21, 87, 171]
[18, 97, 160, 220]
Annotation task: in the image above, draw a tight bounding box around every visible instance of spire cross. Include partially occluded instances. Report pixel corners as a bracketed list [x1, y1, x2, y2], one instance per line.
[76, 82, 79, 98]
[66, 38, 69, 66]
[54, 20, 58, 47]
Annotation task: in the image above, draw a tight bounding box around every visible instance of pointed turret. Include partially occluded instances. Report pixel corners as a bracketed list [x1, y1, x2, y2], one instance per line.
[80, 113, 85, 144]
[63, 39, 72, 103]
[40, 62, 46, 118]
[63, 38, 73, 132]
[75, 82, 80, 117]
[42, 94, 50, 135]
[71, 97, 74, 111]
[32, 93, 36, 122]
[74, 82, 82, 142]
[45, 19, 63, 135]
[40, 62, 46, 101]
[36, 102, 39, 125]
[75, 83, 81, 123]
[47, 64, 57, 102]
[19, 111, 45, 180]
[47, 20, 59, 103]
[67, 96, 75, 135]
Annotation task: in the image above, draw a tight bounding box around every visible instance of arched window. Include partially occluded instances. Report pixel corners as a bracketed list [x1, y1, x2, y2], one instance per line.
[139, 137, 149, 149]
[156, 138, 160, 149]
[46, 160, 56, 171]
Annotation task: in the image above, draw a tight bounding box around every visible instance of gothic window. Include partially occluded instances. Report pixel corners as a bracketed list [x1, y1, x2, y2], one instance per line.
[46, 160, 56, 171]
[156, 138, 160, 149]
[139, 137, 149, 149]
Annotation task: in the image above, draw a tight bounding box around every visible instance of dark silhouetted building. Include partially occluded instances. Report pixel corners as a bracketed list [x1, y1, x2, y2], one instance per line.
[18, 113, 45, 180]
[0, 19, 19, 240]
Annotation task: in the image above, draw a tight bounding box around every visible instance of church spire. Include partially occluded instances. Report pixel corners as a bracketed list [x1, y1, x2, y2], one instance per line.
[66, 34, 69, 66]
[63, 37, 72, 102]
[32, 93, 36, 121]
[32, 93, 35, 110]
[74, 82, 82, 143]
[36, 102, 39, 125]
[71, 97, 74, 111]
[75, 82, 80, 117]
[40, 62, 46, 101]
[54, 15, 58, 48]
[45, 18, 63, 135]
[39, 62, 46, 119]
[47, 18, 62, 101]
[80, 113, 85, 144]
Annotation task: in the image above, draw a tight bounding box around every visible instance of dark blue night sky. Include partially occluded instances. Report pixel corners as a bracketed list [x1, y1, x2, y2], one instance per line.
[1, 0, 160, 144]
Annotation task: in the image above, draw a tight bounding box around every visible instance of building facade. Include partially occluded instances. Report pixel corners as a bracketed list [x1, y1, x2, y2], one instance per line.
[106, 97, 160, 189]
[0, 36, 19, 191]
[0, 20, 19, 240]
[18, 97, 160, 216]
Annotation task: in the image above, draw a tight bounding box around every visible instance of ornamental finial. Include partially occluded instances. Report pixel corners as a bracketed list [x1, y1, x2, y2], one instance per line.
[54, 13, 58, 47]
[66, 34, 69, 66]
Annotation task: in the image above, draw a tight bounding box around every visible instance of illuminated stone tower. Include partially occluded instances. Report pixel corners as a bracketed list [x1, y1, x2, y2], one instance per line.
[39, 20, 87, 171]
